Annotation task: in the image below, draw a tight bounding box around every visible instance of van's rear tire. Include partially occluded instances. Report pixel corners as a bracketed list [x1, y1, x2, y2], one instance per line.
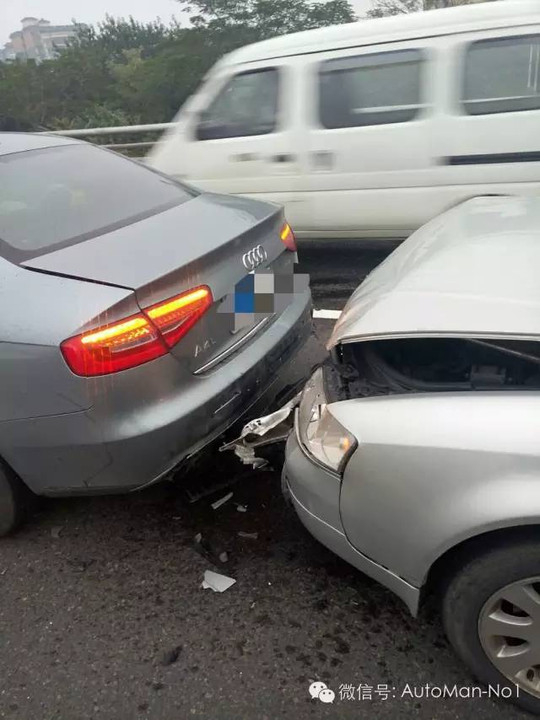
[0, 463, 30, 536]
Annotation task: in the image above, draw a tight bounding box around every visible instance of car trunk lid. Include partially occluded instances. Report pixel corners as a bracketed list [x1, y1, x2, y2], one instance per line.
[23, 193, 294, 371]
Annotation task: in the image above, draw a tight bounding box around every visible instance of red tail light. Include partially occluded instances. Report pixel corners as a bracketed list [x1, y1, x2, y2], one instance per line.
[280, 222, 297, 252]
[61, 313, 167, 376]
[145, 286, 212, 348]
[61, 285, 213, 376]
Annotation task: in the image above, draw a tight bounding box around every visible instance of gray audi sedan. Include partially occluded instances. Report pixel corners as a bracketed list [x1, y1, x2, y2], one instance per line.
[283, 196, 540, 715]
[0, 133, 312, 534]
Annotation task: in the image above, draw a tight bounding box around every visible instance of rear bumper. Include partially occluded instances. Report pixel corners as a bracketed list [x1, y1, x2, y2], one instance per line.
[283, 430, 420, 616]
[4, 290, 319, 495]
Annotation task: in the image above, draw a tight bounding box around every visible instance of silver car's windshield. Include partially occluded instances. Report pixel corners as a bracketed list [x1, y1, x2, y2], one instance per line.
[0, 143, 195, 261]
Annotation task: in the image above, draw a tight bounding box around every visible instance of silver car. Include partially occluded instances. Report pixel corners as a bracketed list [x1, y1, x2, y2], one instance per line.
[0, 133, 312, 534]
[283, 196, 540, 714]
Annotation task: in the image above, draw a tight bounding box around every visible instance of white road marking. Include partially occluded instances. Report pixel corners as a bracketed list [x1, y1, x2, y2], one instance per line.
[313, 309, 341, 320]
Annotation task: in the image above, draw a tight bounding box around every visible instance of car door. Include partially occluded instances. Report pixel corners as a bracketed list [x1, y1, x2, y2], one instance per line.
[300, 41, 437, 238]
[435, 27, 540, 209]
[176, 59, 306, 227]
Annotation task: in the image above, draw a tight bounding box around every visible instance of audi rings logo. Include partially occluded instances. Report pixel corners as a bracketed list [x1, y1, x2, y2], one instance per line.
[242, 244, 267, 271]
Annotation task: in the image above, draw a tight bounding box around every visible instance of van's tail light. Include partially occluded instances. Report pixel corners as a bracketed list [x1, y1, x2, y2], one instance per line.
[280, 222, 297, 252]
[61, 285, 213, 376]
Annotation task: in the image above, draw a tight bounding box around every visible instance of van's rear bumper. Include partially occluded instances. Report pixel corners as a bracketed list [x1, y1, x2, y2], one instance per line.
[4, 289, 319, 496]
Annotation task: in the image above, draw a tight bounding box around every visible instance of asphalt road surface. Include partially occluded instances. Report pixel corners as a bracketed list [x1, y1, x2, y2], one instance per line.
[0, 243, 527, 720]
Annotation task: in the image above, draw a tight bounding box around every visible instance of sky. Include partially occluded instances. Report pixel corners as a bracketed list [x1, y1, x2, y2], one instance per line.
[1, 0, 372, 45]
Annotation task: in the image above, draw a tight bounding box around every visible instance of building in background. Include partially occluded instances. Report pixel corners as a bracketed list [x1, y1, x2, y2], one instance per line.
[0, 42, 16, 62]
[1, 17, 83, 62]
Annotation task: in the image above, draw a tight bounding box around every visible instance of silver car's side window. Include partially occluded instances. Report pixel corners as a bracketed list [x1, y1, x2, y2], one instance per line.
[196, 68, 280, 141]
[463, 34, 540, 115]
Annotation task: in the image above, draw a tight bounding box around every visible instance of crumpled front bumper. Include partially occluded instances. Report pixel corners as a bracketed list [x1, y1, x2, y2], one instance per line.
[283, 422, 421, 616]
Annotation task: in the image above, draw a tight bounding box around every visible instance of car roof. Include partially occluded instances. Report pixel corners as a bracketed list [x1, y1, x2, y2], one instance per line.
[221, 0, 540, 66]
[0, 132, 80, 157]
[329, 196, 540, 347]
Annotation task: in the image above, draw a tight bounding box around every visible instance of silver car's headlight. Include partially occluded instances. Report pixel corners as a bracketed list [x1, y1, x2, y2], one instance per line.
[297, 368, 357, 475]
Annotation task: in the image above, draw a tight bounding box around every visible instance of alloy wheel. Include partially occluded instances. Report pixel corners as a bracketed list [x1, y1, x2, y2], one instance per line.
[479, 576, 540, 697]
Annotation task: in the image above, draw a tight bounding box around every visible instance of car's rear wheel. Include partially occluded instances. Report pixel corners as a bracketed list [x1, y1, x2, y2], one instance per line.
[443, 541, 540, 715]
[0, 462, 31, 536]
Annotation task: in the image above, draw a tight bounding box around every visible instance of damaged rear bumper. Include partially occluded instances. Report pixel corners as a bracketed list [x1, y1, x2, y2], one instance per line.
[220, 393, 301, 468]
[15, 292, 317, 497]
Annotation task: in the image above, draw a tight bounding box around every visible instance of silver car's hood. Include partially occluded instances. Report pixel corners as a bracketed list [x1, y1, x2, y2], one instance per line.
[329, 196, 540, 348]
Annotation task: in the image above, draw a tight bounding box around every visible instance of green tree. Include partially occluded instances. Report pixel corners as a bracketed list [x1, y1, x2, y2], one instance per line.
[180, 0, 356, 38]
[70, 16, 177, 61]
[367, 0, 493, 17]
[0, 60, 44, 130]
[0, 2, 357, 132]
[367, 0, 422, 17]
[0, 18, 176, 130]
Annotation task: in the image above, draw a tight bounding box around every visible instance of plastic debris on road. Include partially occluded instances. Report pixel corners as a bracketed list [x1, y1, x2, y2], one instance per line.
[237, 531, 258, 540]
[211, 491, 233, 510]
[201, 570, 236, 593]
[193, 532, 230, 568]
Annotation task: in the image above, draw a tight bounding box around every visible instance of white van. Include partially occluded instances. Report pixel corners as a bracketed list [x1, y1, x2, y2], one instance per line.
[148, 0, 540, 239]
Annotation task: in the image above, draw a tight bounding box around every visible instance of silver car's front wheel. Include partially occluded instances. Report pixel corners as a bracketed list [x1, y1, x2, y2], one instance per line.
[479, 577, 540, 697]
[443, 540, 540, 716]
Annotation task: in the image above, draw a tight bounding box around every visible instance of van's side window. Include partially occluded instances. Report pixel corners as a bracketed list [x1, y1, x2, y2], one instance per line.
[318, 49, 424, 129]
[196, 68, 279, 140]
[463, 35, 540, 115]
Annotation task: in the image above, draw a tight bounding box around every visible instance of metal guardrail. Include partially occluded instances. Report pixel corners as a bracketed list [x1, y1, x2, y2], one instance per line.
[43, 122, 177, 136]
[40, 122, 178, 154]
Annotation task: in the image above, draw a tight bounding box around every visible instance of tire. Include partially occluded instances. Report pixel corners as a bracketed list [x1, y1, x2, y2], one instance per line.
[443, 541, 540, 715]
[0, 462, 30, 536]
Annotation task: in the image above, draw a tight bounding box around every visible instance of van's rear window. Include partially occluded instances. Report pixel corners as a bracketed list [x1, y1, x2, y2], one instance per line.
[0, 143, 195, 262]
